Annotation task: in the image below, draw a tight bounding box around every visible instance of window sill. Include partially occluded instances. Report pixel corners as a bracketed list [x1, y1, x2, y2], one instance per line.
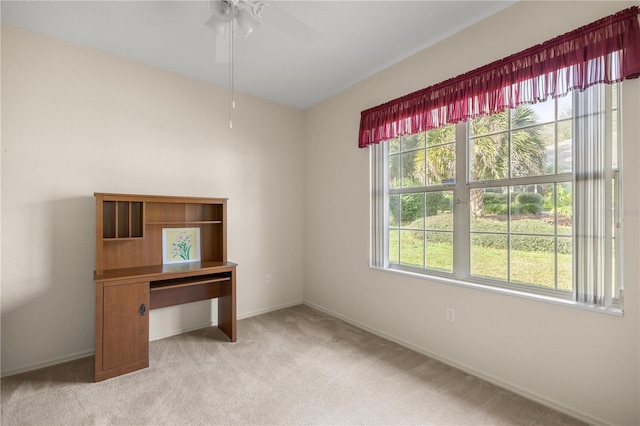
[370, 265, 624, 317]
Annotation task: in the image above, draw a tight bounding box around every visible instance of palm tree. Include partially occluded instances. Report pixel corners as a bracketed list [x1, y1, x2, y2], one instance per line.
[468, 106, 546, 217]
[426, 125, 456, 184]
[471, 107, 545, 178]
[401, 106, 545, 218]
[412, 124, 456, 185]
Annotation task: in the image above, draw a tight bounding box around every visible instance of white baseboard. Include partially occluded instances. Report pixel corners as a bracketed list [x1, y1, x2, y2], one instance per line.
[303, 300, 606, 426]
[1, 300, 304, 378]
[1, 348, 95, 378]
[237, 300, 303, 321]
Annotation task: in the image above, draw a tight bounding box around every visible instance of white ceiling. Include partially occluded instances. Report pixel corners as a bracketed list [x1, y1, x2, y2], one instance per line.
[1, 1, 516, 109]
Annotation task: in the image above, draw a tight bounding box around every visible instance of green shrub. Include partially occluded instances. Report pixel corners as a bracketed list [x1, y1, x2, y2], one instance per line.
[426, 192, 443, 216]
[518, 202, 542, 215]
[515, 192, 543, 205]
[423, 214, 453, 230]
[510, 192, 523, 204]
[400, 216, 572, 254]
[484, 192, 508, 205]
[402, 194, 424, 223]
[471, 233, 508, 250]
[471, 233, 571, 254]
[485, 203, 508, 215]
[483, 192, 499, 203]
[482, 192, 509, 215]
[471, 217, 572, 254]
[389, 193, 424, 224]
[425, 231, 453, 245]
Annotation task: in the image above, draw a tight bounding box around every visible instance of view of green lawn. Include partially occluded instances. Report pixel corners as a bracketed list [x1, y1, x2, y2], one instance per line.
[389, 214, 573, 292]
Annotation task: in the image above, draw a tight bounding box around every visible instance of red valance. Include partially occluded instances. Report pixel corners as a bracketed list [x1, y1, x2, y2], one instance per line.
[359, 6, 640, 148]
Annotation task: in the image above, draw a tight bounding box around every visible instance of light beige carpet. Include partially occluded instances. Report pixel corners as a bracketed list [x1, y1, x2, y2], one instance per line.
[1, 304, 584, 425]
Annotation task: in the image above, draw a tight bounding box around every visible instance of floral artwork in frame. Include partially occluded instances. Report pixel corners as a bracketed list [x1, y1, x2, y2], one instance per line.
[162, 228, 201, 264]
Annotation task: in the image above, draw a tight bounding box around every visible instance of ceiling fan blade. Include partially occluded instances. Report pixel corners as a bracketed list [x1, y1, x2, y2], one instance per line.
[261, 3, 321, 43]
[206, 0, 231, 63]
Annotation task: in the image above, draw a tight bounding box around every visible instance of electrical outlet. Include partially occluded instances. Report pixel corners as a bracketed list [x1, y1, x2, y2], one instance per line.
[446, 308, 456, 322]
[266, 274, 272, 284]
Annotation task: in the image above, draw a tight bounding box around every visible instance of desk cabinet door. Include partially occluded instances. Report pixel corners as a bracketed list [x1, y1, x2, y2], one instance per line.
[102, 282, 149, 371]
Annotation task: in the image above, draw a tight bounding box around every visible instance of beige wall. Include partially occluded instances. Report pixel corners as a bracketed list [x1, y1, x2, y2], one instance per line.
[303, 2, 640, 425]
[2, 1, 640, 424]
[1, 25, 304, 375]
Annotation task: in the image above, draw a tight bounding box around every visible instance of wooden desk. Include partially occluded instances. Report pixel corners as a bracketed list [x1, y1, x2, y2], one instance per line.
[93, 193, 237, 382]
[94, 261, 236, 382]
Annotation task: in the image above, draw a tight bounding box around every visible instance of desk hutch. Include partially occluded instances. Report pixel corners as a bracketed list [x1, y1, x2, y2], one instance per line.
[93, 193, 237, 382]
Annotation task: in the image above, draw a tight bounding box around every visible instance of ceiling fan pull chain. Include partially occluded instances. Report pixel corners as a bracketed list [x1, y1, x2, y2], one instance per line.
[229, 20, 234, 129]
[231, 22, 236, 112]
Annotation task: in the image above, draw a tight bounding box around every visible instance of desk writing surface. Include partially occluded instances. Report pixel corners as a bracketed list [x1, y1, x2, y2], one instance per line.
[94, 261, 237, 282]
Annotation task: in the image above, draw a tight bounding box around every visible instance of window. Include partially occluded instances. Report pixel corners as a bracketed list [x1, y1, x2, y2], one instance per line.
[364, 7, 637, 311]
[372, 84, 622, 308]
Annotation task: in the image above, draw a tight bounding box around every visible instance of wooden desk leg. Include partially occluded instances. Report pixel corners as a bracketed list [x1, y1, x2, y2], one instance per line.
[218, 268, 236, 342]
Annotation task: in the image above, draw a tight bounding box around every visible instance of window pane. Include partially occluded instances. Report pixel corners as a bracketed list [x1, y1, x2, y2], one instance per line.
[471, 111, 508, 136]
[401, 133, 426, 150]
[512, 102, 554, 128]
[511, 123, 552, 178]
[426, 231, 453, 272]
[389, 154, 400, 189]
[510, 236, 556, 288]
[401, 193, 424, 228]
[401, 151, 426, 187]
[556, 183, 573, 235]
[427, 144, 455, 185]
[611, 174, 617, 297]
[400, 230, 423, 267]
[558, 236, 573, 292]
[389, 194, 400, 227]
[470, 234, 508, 281]
[469, 133, 509, 181]
[510, 185, 552, 235]
[471, 188, 508, 233]
[558, 94, 572, 119]
[612, 109, 619, 169]
[389, 229, 399, 264]
[388, 138, 400, 154]
[426, 124, 455, 146]
[426, 191, 453, 230]
[557, 119, 572, 174]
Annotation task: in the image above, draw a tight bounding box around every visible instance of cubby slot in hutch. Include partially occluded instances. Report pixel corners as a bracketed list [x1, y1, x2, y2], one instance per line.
[102, 200, 144, 239]
[94, 193, 237, 382]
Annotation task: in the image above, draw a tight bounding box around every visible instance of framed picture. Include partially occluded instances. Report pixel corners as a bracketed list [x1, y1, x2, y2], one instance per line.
[162, 227, 201, 264]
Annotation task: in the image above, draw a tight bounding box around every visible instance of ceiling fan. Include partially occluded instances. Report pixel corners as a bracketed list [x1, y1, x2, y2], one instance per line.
[205, 0, 264, 63]
[204, 0, 319, 128]
[205, 0, 319, 63]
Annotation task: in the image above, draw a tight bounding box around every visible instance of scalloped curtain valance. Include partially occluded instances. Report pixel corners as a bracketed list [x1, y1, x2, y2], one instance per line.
[359, 6, 640, 148]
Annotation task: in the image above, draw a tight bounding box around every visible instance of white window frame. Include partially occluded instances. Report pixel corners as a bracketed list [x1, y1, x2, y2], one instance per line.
[370, 84, 623, 312]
